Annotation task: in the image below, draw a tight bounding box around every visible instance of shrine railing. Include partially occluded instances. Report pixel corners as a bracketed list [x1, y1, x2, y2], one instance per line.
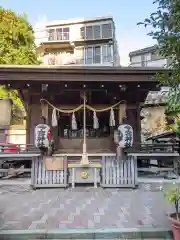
[101, 155, 137, 188]
[0, 144, 40, 154]
[0, 144, 41, 178]
[124, 142, 179, 154]
[31, 156, 68, 189]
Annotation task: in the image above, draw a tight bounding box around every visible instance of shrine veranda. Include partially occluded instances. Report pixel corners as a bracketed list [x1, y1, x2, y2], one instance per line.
[0, 65, 177, 189]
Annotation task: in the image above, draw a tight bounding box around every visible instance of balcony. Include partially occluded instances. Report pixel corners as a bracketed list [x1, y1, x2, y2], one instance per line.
[41, 48, 113, 66]
[37, 28, 72, 52]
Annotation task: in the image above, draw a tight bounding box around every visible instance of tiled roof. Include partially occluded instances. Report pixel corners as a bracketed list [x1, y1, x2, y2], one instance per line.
[129, 45, 158, 57]
[144, 90, 169, 105]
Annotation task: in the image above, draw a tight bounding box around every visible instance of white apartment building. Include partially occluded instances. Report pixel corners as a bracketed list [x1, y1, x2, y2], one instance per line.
[129, 45, 169, 68]
[34, 16, 120, 66]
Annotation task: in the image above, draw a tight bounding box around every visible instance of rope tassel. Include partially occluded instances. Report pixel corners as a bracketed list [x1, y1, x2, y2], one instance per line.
[93, 111, 99, 129]
[71, 112, 77, 130]
[51, 108, 58, 127]
[109, 108, 115, 127]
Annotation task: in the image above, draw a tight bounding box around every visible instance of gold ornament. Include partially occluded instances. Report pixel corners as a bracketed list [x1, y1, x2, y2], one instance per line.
[81, 171, 88, 179]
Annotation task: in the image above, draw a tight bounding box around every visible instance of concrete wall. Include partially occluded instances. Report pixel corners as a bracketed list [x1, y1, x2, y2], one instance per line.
[6, 125, 26, 145]
[130, 52, 167, 67]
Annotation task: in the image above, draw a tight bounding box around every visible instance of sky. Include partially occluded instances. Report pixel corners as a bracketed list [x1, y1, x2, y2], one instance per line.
[1, 0, 158, 66]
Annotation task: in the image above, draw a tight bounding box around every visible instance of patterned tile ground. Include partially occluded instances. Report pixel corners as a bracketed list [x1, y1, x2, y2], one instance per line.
[0, 184, 174, 230]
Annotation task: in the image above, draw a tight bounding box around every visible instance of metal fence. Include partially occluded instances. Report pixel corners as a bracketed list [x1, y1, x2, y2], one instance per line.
[101, 155, 137, 188]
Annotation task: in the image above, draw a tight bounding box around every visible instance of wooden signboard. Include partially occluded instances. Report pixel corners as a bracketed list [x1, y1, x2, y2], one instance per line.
[45, 156, 64, 171]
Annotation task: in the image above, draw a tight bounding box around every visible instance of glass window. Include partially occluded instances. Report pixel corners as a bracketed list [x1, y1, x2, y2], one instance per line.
[102, 44, 112, 63]
[56, 28, 63, 40]
[86, 26, 93, 40]
[107, 45, 112, 62]
[55, 27, 70, 41]
[85, 47, 93, 64]
[93, 46, 101, 63]
[62, 27, 70, 40]
[102, 23, 112, 38]
[48, 29, 55, 41]
[93, 25, 101, 39]
[80, 27, 85, 39]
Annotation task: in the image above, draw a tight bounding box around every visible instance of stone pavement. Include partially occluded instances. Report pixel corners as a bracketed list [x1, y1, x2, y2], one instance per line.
[0, 183, 174, 231]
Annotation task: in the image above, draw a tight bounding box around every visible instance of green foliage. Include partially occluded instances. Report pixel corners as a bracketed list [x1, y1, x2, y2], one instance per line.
[138, 0, 180, 86]
[138, 0, 180, 131]
[164, 184, 180, 215]
[0, 7, 40, 65]
[0, 86, 24, 124]
[0, 7, 40, 123]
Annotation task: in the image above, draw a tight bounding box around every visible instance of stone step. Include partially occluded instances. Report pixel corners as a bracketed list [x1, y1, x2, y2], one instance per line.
[0, 228, 173, 239]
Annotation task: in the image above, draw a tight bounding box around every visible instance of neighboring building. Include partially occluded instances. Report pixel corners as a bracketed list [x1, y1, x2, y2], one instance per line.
[34, 16, 120, 66]
[129, 45, 170, 68]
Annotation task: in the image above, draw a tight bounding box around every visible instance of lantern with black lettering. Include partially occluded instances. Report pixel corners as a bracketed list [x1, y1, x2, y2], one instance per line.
[115, 124, 133, 148]
[35, 124, 51, 149]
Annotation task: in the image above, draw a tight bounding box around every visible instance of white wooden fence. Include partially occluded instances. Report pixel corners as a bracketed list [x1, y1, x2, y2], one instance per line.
[31, 156, 68, 189]
[101, 155, 137, 188]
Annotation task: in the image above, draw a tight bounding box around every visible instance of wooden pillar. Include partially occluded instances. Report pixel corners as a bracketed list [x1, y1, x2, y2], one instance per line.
[136, 103, 141, 143]
[26, 101, 31, 145]
[21, 89, 31, 145]
[118, 103, 126, 124]
[41, 102, 49, 123]
[126, 103, 141, 144]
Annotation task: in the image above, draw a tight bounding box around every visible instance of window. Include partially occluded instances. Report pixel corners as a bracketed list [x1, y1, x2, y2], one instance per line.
[48, 29, 55, 41]
[48, 27, 70, 41]
[80, 27, 85, 39]
[93, 25, 101, 39]
[63, 27, 70, 40]
[102, 23, 112, 38]
[85, 47, 93, 64]
[82, 44, 113, 64]
[102, 44, 112, 63]
[93, 46, 101, 63]
[56, 28, 62, 40]
[81, 22, 113, 40]
[86, 26, 93, 40]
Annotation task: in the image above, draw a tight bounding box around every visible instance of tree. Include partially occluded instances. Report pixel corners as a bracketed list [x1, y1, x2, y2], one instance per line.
[138, 0, 180, 128]
[0, 7, 40, 123]
[0, 7, 39, 64]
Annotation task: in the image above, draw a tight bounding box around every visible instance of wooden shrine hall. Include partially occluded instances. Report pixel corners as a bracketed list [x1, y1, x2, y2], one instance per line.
[0, 65, 176, 189]
[0, 65, 167, 150]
